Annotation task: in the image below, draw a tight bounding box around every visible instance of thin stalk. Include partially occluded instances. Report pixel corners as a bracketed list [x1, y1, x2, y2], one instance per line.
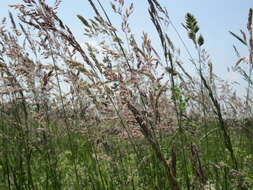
[46, 31, 81, 190]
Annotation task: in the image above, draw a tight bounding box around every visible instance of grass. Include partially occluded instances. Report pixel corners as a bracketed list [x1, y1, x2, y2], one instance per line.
[1, 118, 253, 189]
[0, 0, 253, 189]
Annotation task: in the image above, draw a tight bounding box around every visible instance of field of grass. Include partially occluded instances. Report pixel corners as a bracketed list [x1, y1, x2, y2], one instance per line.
[0, 0, 253, 189]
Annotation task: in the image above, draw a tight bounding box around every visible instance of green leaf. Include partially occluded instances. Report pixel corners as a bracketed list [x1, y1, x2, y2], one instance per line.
[229, 31, 247, 46]
[77, 15, 90, 28]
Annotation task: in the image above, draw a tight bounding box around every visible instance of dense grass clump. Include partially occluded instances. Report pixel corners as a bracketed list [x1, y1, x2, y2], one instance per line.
[0, 0, 253, 189]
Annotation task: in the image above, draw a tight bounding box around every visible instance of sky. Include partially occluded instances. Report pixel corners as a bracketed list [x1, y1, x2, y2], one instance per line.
[0, 0, 253, 95]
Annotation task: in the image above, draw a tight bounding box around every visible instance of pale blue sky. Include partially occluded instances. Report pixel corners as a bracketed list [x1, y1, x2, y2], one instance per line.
[0, 0, 253, 92]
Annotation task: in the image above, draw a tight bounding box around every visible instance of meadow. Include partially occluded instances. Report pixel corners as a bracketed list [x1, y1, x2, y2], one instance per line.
[0, 0, 253, 189]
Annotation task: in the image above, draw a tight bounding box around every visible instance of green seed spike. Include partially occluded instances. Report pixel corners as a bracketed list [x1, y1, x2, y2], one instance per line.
[185, 13, 199, 34]
[247, 8, 252, 32]
[198, 35, 204, 46]
[188, 32, 196, 42]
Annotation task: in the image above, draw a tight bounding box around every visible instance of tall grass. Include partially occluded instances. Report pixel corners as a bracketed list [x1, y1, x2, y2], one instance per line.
[0, 0, 252, 189]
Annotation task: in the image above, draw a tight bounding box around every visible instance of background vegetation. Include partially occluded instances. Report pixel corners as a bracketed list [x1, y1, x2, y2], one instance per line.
[0, 0, 252, 189]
